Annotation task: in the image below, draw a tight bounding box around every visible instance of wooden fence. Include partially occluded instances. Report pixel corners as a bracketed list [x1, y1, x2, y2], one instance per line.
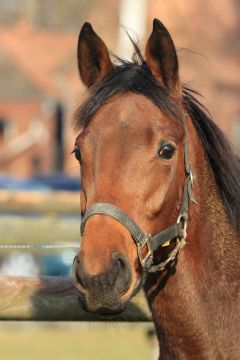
[0, 276, 152, 322]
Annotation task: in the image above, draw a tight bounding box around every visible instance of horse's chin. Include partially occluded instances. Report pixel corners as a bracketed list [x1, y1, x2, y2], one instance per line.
[78, 295, 129, 317]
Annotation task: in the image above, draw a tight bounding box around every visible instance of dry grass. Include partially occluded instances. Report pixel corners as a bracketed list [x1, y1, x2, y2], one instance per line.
[0, 323, 155, 360]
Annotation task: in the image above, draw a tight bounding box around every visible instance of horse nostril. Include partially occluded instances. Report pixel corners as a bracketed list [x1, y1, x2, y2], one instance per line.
[72, 256, 86, 291]
[112, 253, 131, 295]
[116, 256, 125, 270]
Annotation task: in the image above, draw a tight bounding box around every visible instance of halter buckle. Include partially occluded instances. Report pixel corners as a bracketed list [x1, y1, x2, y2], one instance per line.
[137, 234, 153, 270]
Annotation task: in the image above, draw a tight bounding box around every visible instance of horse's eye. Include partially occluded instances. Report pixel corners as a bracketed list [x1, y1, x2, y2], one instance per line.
[158, 144, 176, 160]
[72, 146, 81, 162]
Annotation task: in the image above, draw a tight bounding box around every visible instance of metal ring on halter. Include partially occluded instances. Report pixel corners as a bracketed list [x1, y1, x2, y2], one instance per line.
[177, 213, 188, 240]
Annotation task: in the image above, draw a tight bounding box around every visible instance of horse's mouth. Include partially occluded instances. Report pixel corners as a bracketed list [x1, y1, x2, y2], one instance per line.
[75, 266, 143, 317]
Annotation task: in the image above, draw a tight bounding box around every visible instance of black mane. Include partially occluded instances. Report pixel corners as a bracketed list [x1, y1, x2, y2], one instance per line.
[74, 46, 240, 231]
[183, 89, 240, 230]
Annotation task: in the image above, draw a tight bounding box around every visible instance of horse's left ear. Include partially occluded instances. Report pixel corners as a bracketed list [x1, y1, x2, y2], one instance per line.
[146, 19, 179, 91]
[77, 22, 113, 87]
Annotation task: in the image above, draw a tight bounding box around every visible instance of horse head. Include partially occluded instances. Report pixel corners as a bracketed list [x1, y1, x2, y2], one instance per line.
[72, 19, 190, 315]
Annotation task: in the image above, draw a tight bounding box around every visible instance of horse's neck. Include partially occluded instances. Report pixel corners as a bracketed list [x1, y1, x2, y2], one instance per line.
[145, 137, 240, 359]
[190, 158, 239, 279]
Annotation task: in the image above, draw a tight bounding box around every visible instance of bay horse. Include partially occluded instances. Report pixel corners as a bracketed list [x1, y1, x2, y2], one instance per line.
[72, 19, 240, 359]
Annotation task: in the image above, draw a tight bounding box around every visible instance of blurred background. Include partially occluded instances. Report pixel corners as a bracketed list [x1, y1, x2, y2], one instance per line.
[0, 1, 239, 359]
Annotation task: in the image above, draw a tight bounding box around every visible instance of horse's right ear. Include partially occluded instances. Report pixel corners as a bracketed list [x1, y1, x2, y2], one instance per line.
[146, 19, 179, 91]
[77, 23, 113, 87]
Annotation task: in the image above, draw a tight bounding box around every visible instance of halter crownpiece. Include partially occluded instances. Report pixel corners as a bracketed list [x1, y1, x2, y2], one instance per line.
[80, 117, 196, 273]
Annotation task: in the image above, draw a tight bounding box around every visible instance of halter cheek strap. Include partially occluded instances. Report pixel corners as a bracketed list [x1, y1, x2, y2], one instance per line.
[79, 116, 196, 273]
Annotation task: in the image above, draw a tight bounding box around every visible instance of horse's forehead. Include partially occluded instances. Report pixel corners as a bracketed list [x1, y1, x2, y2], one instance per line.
[91, 93, 173, 131]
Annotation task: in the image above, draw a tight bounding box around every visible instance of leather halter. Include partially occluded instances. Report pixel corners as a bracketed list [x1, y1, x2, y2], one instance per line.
[80, 117, 196, 273]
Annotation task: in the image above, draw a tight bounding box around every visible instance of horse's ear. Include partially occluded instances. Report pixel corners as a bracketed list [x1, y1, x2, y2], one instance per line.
[77, 22, 113, 87]
[146, 19, 179, 91]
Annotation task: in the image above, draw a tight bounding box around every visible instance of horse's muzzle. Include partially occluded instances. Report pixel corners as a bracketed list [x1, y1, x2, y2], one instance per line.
[72, 252, 132, 315]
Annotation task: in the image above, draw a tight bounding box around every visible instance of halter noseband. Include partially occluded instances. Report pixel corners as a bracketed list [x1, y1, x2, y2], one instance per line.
[79, 117, 196, 273]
